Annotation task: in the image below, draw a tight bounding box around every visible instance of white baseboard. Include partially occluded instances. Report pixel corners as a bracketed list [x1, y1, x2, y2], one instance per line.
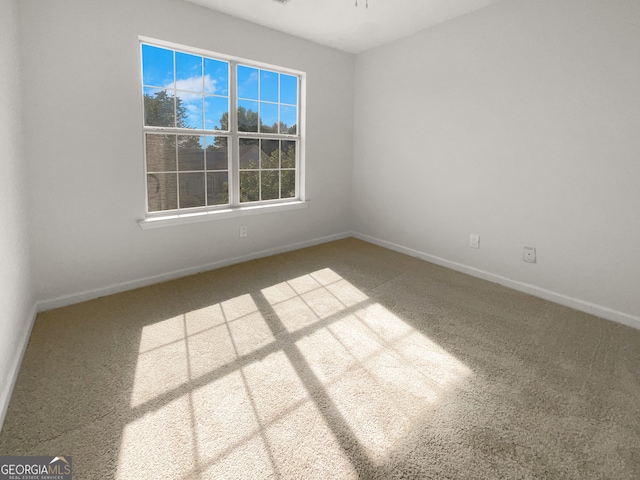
[0, 302, 38, 433]
[37, 232, 352, 312]
[32, 228, 640, 328]
[352, 232, 640, 331]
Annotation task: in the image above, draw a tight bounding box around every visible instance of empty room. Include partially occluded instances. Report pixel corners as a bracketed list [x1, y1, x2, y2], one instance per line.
[1, 0, 639, 478]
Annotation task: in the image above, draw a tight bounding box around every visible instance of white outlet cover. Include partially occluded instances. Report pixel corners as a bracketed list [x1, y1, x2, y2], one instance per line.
[469, 234, 480, 249]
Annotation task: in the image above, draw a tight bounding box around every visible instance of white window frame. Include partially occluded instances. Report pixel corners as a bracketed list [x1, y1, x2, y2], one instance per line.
[138, 36, 307, 229]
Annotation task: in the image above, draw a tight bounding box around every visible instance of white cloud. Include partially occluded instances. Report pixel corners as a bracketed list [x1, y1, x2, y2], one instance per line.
[165, 74, 218, 94]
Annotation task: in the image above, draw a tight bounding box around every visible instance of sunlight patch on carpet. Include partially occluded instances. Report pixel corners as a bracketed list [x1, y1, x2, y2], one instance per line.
[130, 295, 274, 407]
[117, 395, 197, 480]
[296, 300, 471, 461]
[276, 270, 472, 462]
[121, 268, 471, 478]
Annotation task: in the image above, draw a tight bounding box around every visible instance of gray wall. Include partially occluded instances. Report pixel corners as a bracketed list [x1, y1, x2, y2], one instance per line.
[0, 0, 34, 426]
[19, 0, 355, 305]
[353, 0, 640, 323]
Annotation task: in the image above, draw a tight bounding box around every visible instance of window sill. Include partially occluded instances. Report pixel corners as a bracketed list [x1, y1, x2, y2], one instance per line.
[138, 200, 309, 229]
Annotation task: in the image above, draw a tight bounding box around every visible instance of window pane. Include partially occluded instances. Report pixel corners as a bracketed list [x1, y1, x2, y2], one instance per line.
[260, 70, 278, 102]
[261, 140, 279, 168]
[240, 171, 259, 202]
[142, 44, 173, 88]
[238, 100, 259, 132]
[147, 173, 177, 211]
[280, 105, 297, 134]
[207, 172, 229, 205]
[281, 141, 296, 168]
[146, 134, 176, 172]
[178, 135, 204, 171]
[281, 169, 296, 199]
[179, 172, 205, 208]
[176, 52, 203, 92]
[280, 74, 298, 105]
[176, 92, 203, 129]
[204, 96, 228, 131]
[261, 170, 280, 201]
[260, 102, 278, 133]
[205, 136, 228, 170]
[239, 138, 259, 169]
[144, 88, 175, 127]
[204, 58, 228, 95]
[237, 65, 258, 99]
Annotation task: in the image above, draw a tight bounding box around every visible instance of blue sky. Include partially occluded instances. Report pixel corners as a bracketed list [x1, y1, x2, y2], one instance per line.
[142, 44, 298, 133]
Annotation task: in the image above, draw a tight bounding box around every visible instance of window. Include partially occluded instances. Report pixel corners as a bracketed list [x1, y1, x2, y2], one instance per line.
[140, 39, 303, 218]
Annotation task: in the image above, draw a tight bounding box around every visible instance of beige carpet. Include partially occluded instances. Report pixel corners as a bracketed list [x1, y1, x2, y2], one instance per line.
[1, 238, 639, 479]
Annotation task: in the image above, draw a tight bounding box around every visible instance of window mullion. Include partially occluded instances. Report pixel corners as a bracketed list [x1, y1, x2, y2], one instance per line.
[258, 139, 262, 202]
[230, 61, 240, 207]
[173, 50, 180, 210]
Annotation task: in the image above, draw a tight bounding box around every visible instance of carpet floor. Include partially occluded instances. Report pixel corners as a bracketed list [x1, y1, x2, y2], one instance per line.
[1, 238, 639, 479]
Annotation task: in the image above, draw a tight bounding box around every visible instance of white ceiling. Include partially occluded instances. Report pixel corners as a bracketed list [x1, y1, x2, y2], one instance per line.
[183, 0, 509, 54]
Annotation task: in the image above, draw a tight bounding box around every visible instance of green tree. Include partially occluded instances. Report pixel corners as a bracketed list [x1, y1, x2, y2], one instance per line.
[144, 90, 185, 128]
[216, 107, 296, 136]
[240, 171, 259, 203]
[238, 142, 296, 202]
[144, 91, 201, 151]
[217, 106, 260, 135]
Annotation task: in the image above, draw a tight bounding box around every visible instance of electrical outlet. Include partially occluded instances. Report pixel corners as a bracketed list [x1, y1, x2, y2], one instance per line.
[523, 246, 536, 263]
[240, 226, 248, 238]
[469, 234, 480, 249]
